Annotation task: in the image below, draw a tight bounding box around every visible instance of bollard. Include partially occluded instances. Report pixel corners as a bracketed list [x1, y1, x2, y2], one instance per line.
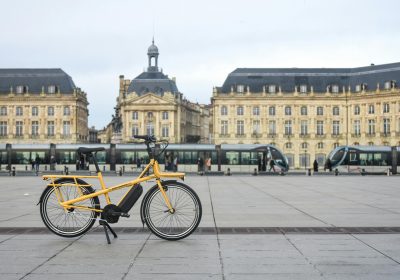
[103, 165, 106, 172]
[253, 168, 258, 176]
[25, 165, 28, 171]
[119, 167, 123, 176]
[387, 168, 390, 176]
[226, 168, 231, 176]
[123, 166, 125, 173]
[64, 166, 69, 175]
[12, 167, 16, 176]
[361, 168, 365, 176]
[334, 168, 339, 176]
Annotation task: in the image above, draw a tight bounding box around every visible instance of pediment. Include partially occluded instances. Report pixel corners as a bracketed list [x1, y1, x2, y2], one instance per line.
[127, 93, 173, 105]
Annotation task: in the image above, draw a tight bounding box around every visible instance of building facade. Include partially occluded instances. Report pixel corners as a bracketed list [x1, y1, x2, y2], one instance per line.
[0, 69, 89, 144]
[212, 63, 400, 169]
[104, 40, 210, 143]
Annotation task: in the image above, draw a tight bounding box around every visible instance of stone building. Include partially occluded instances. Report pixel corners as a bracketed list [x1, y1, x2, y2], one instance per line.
[104, 40, 210, 143]
[0, 69, 89, 144]
[212, 63, 400, 169]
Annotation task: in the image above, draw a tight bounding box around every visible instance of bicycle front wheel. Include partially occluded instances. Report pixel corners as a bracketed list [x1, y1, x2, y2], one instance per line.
[142, 181, 202, 240]
[40, 185, 99, 238]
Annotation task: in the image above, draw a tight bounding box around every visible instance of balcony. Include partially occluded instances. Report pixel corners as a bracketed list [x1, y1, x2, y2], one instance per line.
[218, 134, 230, 138]
[267, 133, 276, 138]
[235, 134, 246, 138]
[351, 133, 361, 138]
[366, 133, 376, 137]
[331, 134, 342, 138]
[315, 134, 326, 138]
[299, 133, 309, 138]
[251, 133, 262, 138]
[382, 133, 391, 137]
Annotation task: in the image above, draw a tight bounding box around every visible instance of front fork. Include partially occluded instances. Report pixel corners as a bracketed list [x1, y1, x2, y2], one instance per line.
[156, 180, 175, 214]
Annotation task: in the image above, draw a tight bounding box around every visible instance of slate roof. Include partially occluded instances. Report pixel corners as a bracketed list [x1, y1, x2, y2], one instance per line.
[127, 70, 179, 96]
[0, 68, 76, 94]
[220, 62, 400, 93]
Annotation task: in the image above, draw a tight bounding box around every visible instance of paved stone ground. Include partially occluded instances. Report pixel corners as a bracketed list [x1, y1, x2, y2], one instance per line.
[0, 175, 400, 279]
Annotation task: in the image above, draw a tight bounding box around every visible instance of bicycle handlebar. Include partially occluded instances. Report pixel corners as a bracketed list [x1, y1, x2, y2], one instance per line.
[133, 135, 169, 160]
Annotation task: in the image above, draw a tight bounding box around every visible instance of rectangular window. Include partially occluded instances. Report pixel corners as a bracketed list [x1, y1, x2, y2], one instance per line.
[268, 121, 276, 135]
[0, 121, 7, 136]
[253, 120, 260, 134]
[383, 103, 390, 113]
[354, 120, 360, 136]
[300, 85, 307, 93]
[317, 121, 324, 135]
[48, 85, 56, 94]
[368, 104, 374, 114]
[132, 111, 138, 120]
[131, 125, 139, 136]
[63, 121, 70, 136]
[253, 106, 260, 116]
[16, 107, 23, 116]
[332, 121, 340, 135]
[47, 121, 55, 136]
[237, 106, 244, 116]
[332, 85, 339, 93]
[162, 125, 169, 137]
[48, 106, 54, 116]
[32, 121, 39, 136]
[300, 120, 308, 135]
[162, 111, 169, 120]
[284, 120, 292, 135]
[0, 107, 7, 116]
[146, 123, 154, 136]
[237, 85, 244, 93]
[285, 106, 291, 116]
[269, 106, 275, 116]
[317, 107, 324, 116]
[16, 121, 23, 136]
[383, 118, 390, 135]
[32, 106, 39, 116]
[268, 85, 276, 93]
[63, 106, 70, 116]
[221, 120, 228, 135]
[368, 119, 375, 135]
[237, 120, 244, 135]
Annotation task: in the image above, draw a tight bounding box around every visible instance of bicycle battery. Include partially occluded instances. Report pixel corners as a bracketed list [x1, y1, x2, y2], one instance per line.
[118, 184, 143, 213]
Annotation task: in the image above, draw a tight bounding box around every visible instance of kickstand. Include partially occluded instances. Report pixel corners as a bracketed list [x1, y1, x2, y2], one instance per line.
[99, 220, 118, 244]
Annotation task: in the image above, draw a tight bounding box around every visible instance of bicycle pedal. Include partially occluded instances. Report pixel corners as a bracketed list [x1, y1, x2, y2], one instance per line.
[120, 213, 130, 218]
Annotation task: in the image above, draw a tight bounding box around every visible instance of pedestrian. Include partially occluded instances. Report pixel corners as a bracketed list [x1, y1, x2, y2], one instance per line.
[197, 157, 204, 172]
[325, 158, 332, 172]
[173, 156, 178, 172]
[269, 158, 276, 172]
[136, 157, 142, 171]
[258, 156, 262, 172]
[35, 155, 40, 172]
[206, 157, 211, 171]
[313, 159, 319, 172]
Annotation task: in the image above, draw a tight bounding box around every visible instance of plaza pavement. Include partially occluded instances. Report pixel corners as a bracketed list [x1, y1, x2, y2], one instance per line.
[0, 175, 400, 279]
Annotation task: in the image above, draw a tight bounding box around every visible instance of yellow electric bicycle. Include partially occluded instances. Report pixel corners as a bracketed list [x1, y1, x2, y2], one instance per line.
[39, 135, 202, 243]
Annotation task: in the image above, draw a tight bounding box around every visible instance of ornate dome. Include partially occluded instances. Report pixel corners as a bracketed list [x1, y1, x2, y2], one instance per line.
[147, 39, 159, 55]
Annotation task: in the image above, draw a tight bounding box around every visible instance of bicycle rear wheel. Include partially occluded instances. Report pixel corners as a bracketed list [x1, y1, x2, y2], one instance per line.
[142, 181, 202, 240]
[40, 185, 99, 238]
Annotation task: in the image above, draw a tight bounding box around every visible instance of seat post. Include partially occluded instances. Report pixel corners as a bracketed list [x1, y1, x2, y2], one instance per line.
[91, 153, 101, 173]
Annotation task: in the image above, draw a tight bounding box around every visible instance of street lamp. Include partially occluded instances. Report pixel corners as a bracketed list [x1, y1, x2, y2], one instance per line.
[304, 149, 307, 170]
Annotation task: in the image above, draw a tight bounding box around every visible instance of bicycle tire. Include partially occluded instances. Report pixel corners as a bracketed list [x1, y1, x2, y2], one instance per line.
[40, 184, 99, 238]
[142, 181, 202, 241]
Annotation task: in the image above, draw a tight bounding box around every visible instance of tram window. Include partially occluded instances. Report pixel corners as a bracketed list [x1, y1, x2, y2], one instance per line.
[94, 151, 106, 164]
[349, 152, 357, 162]
[13, 151, 48, 164]
[285, 154, 294, 167]
[373, 153, 388, 166]
[241, 152, 251, 164]
[120, 151, 136, 164]
[0, 151, 7, 164]
[57, 151, 76, 164]
[359, 153, 373, 166]
[225, 152, 239, 165]
[315, 154, 325, 166]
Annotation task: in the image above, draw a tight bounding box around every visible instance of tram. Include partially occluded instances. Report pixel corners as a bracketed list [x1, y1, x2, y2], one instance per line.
[326, 146, 400, 174]
[0, 143, 289, 173]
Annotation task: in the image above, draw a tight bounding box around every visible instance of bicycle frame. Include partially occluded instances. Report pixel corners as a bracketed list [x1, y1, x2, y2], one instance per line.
[42, 159, 185, 214]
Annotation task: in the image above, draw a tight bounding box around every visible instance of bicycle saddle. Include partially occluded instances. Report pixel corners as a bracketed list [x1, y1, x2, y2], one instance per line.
[133, 135, 156, 142]
[77, 147, 105, 154]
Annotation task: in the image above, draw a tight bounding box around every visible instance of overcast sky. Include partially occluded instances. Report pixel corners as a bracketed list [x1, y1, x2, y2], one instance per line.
[1, 0, 400, 129]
